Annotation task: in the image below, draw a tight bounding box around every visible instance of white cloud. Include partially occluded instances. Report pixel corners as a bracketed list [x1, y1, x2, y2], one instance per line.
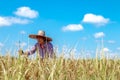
[117, 47, 120, 50]
[0, 7, 38, 27]
[20, 30, 26, 34]
[0, 16, 30, 27]
[103, 48, 110, 52]
[14, 6, 39, 18]
[82, 13, 110, 26]
[0, 17, 11, 26]
[0, 42, 4, 47]
[0, 42, 4, 51]
[108, 40, 115, 44]
[62, 24, 84, 31]
[94, 32, 105, 38]
[8, 17, 30, 24]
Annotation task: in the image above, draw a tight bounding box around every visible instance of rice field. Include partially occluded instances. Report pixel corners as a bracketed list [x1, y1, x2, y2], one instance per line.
[0, 53, 120, 80]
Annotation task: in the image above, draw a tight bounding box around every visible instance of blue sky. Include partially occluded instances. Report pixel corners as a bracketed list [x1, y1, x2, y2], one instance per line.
[0, 0, 120, 58]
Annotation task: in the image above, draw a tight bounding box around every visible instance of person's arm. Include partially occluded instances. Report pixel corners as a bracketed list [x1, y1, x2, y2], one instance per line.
[19, 44, 37, 56]
[27, 44, 37, 56]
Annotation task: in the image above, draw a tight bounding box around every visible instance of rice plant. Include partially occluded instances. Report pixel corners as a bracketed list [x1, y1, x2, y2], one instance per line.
[0, 51, 120, 80]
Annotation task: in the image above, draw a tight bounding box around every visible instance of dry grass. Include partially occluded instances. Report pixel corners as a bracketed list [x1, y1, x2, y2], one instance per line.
[0, 54, 120, 80]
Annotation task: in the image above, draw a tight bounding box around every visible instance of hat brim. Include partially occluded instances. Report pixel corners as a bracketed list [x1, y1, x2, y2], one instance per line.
[29, 34, 52, 41]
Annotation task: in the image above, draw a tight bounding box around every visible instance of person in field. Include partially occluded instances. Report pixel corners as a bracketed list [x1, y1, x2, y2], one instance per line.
[19, 30, 54, 58]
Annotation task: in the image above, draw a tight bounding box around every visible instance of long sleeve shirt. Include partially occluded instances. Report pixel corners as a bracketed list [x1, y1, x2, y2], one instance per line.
[28, 42, 53, 58]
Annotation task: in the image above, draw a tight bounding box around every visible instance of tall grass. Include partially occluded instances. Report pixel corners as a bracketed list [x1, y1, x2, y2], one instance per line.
[0, 53, 120, 80]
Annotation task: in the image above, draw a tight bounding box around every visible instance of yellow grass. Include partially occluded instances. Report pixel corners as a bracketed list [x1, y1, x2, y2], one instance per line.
[0, 54, 120, 80]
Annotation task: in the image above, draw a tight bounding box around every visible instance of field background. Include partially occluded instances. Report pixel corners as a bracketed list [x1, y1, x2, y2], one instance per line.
[0, 52, 120, 80]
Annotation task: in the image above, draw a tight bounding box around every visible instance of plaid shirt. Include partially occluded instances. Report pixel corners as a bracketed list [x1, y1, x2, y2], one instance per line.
[28, 42, 53, 58]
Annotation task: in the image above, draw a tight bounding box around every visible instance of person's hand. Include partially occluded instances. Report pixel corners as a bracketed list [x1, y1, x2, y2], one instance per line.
[18, 49, 24, 55]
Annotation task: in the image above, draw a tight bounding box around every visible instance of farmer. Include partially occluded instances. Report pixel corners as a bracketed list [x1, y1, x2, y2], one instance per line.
[19, 30, 54, 58]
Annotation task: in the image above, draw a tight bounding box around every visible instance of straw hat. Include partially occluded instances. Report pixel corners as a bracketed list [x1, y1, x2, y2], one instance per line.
[29, 30, 52, 41]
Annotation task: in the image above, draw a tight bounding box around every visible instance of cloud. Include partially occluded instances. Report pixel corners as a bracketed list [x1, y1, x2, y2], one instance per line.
[108, 40, 115, 44]
[14, 6, 39, 18]
[0, 42, 4, 51]
[0, 17, 11, 26]
[103, 48, 110, 52]
[62, 24, 84, 31]
[0, 6, 38, 27]
[82, 13, 110, 26]
[117, 47, 120, 50]
[20, 30, 26, 35]
[0, 16, 30, 27]
[94, 32, 105, 38]
[0, 42, 4, 47]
